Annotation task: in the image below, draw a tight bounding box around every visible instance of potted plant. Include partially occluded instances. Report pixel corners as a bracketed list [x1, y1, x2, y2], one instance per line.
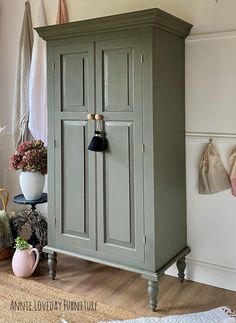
[12, 236, 39, 278]
[14, 236, 30, 250]
[9, 140, 47, 200]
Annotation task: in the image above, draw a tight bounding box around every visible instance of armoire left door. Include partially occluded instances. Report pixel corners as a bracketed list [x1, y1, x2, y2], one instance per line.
[53, 42, 97, 251]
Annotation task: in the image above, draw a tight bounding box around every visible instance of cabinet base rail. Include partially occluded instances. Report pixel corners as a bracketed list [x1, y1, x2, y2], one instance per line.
[43, 245, 191, 311]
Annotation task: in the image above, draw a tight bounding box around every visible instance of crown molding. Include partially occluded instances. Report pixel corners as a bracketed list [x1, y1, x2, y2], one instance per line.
[36, 8, 192, 41]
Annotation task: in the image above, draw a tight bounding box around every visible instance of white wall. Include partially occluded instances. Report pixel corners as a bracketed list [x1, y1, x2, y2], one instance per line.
[0, 0, 236, 291]
[186, 32, 236, 291]
[166, 31, 236, 291]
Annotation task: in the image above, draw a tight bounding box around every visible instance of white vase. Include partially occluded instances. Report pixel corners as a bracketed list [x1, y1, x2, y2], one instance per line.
[19, 172, 45, 201]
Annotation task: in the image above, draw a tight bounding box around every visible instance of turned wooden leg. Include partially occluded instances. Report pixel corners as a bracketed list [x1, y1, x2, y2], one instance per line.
[177, 256, 186, 283]
[48, 252, 57, 280]
[148, 280, 159, 311]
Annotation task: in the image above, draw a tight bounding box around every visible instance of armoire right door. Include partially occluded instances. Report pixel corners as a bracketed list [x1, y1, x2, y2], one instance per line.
[95, 37, 145, 264]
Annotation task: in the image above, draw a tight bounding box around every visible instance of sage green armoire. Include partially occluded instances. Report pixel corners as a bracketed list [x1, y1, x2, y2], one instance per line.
[37, 8, 192, 311]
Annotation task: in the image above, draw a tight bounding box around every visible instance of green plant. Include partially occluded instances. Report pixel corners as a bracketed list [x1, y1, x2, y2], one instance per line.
[14, 237, 30, 250]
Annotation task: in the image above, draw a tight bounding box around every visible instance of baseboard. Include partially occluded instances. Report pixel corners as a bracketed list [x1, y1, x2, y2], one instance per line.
[165, 258, 236, 292]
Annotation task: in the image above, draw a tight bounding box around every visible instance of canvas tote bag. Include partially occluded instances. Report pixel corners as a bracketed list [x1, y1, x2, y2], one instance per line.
[199, 141, 231, 194]
[0, 189, 14, 259]
[229, 148, 236, 196]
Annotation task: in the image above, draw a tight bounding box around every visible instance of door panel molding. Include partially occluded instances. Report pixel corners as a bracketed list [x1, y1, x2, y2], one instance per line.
[102, 47, 133, 112]
[104, 121, 135, 248]
[62, 120, 88, 238]
[54, 42, 94, 113]
[61, 52, 88, 111]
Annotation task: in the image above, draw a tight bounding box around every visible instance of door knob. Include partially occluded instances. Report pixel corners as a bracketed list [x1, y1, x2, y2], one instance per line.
[87, 113, 95, 120]
[95, 114, 104, 120]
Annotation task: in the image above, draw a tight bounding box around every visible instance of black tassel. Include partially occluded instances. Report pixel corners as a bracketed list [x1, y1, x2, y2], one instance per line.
[88, 131, 105, 152]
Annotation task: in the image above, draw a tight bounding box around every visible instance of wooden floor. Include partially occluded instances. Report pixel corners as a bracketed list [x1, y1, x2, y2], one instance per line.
[1, 254, 236, 317]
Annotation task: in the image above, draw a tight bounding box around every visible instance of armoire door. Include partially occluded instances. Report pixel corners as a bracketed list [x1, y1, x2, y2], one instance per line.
[95, 38, 145, 263]
[53, 42, 96, 251]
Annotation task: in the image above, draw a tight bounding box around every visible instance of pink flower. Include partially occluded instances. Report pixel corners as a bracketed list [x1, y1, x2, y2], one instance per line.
[9, 140, 47, 175]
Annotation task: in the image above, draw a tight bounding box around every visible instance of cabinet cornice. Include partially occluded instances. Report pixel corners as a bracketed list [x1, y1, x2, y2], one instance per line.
[36, 8, 192, 41]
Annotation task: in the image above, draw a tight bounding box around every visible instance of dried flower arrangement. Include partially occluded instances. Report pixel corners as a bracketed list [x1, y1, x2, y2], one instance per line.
[9, 140, 47, 175]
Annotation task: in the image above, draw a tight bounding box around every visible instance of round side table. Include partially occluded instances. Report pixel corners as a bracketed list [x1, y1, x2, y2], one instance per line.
[13, 193, 48, 210]
[11, 193, 48, 259]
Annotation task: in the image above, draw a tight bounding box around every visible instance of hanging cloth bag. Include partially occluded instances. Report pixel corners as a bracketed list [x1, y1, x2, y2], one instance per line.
[199, 141, 231, 194]
[229, 148, 236, 196]
[0, 189, 14, 259]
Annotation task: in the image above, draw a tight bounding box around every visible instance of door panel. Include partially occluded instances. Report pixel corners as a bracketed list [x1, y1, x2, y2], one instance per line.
[96, 38, 144, 263]
[62, 53, 88, 111]
[62, 121, 88, 237]
[102, 48, 133, 111]
[104, 122, 134, 248]
[55, 43, 93, 113]
[54, 42, 96, 251]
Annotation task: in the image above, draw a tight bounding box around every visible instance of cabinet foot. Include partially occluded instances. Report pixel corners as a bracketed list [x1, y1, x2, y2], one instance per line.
[148, 280, 159, 311]
[48, 252, 57, 280]
[177, 255, 186, 283]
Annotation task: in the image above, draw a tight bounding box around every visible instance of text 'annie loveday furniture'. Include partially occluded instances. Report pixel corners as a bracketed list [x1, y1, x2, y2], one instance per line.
[36, 8, 192, 311]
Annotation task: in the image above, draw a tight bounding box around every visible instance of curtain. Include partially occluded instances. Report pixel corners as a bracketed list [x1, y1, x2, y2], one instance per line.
[12, 1, 33, 149]
[28, 0, 47, 145]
